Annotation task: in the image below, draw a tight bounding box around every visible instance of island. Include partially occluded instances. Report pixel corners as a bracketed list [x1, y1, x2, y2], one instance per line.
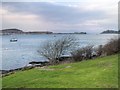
[0, 29, 53, 35]
[0, 28, 88, 35]
[101, 30, 119, 34]
[74, 32, 87, 34]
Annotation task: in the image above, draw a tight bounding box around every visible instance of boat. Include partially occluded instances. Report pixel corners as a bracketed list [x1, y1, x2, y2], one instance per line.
[54, 35, 56, 37]
[10, 38, 18, 42]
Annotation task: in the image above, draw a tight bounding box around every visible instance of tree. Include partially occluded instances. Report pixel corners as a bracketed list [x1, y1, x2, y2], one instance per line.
[38, 35, 77, 65]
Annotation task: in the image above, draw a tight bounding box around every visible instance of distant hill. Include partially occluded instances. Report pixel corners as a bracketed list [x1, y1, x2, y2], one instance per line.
[0, 29, 24, 34]
[24, 31, 53, 34]
[101, 30, 119, 34]
[0, 29, 53, 35]
[74, 32, 87, 34]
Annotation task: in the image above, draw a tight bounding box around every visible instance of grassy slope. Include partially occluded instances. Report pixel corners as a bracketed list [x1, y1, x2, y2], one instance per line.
[2, 54, 118, 88]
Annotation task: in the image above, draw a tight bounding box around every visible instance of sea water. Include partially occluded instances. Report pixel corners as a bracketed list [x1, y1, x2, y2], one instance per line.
[0, 34, 118, 70]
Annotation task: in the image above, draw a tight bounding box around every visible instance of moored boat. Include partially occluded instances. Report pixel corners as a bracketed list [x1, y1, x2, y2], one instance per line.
[10, 38, 18, 42]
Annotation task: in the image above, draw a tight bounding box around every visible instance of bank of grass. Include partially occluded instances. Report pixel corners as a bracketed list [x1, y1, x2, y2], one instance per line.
[2, 54, 118, 88]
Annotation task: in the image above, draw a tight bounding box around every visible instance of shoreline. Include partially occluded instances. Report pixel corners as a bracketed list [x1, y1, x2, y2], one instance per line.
[1, 65, 41, 77]
[1, 61, 50, 77]
[1, 66, 35, 76]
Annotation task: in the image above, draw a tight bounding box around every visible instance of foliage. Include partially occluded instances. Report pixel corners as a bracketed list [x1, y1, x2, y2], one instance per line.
[71, 45, 94, 61]
[103, 38, 120, 55]
[95, 45, 104, 56]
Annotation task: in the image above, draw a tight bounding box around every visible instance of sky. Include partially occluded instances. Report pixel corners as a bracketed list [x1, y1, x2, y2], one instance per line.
[1, 0, 119, 33]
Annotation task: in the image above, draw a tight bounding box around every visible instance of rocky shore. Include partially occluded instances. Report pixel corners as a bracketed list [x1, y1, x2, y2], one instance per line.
[1, 66, 35, 77]
[1, 61, 49, 77]
[1, 56, 73, 77]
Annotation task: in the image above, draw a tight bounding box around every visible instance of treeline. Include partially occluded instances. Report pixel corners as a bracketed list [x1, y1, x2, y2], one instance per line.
[38, 35, 120, 65]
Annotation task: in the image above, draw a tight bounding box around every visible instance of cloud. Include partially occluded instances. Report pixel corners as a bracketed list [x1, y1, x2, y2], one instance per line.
[1, 1, 118, 33]
[2, 8, 55, 31]
[3, 2, 107, 23]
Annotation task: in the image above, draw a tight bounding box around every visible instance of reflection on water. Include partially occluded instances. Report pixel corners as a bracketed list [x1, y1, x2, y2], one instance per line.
[1, 34, 118, 70]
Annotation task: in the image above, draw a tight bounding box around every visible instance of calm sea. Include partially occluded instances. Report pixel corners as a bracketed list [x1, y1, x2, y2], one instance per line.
[0, 34, 118, 70]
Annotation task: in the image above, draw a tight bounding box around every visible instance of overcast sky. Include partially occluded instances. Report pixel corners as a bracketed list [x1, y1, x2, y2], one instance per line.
[1, 0, 119, 33]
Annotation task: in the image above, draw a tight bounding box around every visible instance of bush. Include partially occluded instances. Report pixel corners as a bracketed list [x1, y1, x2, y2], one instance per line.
[71, 45, 94, 61]
[103, 37, 120, 55]
[95, 45, 104, 57]
[71, 47, 85, 62]
[83, 45, 94, 59]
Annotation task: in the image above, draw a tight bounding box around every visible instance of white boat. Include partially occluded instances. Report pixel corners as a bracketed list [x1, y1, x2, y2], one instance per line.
[10, 38, 18, 42]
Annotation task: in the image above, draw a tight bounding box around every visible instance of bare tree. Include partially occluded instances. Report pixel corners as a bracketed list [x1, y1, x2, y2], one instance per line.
[38, 35, 77, 65]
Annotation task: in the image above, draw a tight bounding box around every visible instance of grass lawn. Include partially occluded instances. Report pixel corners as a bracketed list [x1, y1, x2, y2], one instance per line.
[2, 54, 118, 88]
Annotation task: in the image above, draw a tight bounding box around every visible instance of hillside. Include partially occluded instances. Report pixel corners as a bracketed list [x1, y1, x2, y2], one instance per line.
[0, 29, 24, 34]
[101, 30, 118, 34]
[2, 54, 118, 88]
[0, 29, 53, 35]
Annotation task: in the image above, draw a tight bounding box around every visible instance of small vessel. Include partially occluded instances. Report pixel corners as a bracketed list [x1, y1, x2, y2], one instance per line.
[54, 35, 56, 37]
[10, 38, 18, 42]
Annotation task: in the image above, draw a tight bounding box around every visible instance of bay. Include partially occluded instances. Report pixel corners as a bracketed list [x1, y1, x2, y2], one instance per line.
[0, 34, 118, 70]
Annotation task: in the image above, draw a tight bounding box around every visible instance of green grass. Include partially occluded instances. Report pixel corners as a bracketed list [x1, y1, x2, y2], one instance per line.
[2, 54, 118, 88]
[0, 77, 2, 89]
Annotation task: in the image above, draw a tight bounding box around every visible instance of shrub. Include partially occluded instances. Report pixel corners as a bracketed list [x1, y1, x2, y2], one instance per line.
[103, 37, 120, 55]
[83, 45, 94, 59]
[95, 45, 104, 57]
[71, 45, 94, 61]
[71, 47, 85, 62]
[38, 35, 77, 65]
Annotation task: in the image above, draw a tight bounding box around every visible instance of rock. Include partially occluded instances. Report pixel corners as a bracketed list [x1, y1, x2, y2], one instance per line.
[29, 61, 49, 66]
[1, 66, 35, 77]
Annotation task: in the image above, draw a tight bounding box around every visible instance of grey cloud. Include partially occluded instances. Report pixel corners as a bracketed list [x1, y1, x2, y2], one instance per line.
[2, 2, 117, 33]
[2, 2, 107, 24]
